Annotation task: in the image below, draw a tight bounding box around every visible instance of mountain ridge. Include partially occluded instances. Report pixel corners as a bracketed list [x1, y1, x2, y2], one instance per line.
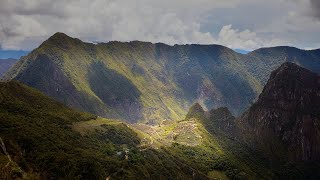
[3, 32, 320, 123]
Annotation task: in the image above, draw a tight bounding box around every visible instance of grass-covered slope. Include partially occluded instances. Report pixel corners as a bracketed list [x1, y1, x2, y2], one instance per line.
[173, 103, 275, 179]
[3, 33, 263, 123]
[184, 100, 320, 179]
[0, 81, 270, 180]
[4, 33, 320, 124]
[0, 81, 209, 179]
[2, 80, 313, 179]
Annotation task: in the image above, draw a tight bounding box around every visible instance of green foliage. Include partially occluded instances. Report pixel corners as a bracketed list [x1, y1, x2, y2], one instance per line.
[3, 33, 270, 123]
[0, 81, 204, 179]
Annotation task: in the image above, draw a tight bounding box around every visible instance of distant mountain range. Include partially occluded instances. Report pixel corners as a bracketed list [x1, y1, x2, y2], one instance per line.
[0, 50, 29, 59]
[233, 49, 250, 54]
[0, 58, 17, 77]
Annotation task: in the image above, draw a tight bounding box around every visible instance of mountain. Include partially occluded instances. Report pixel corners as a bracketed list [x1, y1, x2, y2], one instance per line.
[234, 49, 250, 54]
[0, 81, 214, 179]
[0, 50, 29, 59]
[0, 58, 17, 77]
[185, 104, 237, 138]
[208, 107, 237, 138]
[3, 33, 320, 124]
[182, 103, 278, 179]
[185, 103, 206, 120]
[185, 62, 320, 178]
[241, 46, 320, 85]
[238, 62, 320, 163]
[2, 63, 319, 179]
[0, 81, 274, 179]
[2, 32, 262, 123]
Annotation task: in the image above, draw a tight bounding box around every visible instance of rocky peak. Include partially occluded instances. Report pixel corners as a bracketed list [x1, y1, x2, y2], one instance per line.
[240, 62, 320, 161]
[185, 103, 205, 120]
[208, 107, 237, 138]
[256, 62, 319, 114]
[209, 107, 234, 121]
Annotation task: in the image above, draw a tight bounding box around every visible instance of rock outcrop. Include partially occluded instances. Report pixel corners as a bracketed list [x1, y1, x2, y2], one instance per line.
[239, 62, 320, 161]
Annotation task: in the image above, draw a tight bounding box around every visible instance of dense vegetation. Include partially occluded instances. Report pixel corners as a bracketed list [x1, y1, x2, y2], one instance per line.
[0, 81, 277, 179]
[0, 81, 206, 179]
[7, 33, 320, 123]
[1, 61, 320, 179]
[1, 32, 320, 179]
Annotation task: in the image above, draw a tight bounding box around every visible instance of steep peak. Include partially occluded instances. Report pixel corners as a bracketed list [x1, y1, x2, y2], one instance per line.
[201, 107, 237, 139]
[241, 61, 320, 161]
[48, 32, 74, 42]
[209, 107, 234, 121]
[267, 62, 317, 88]
[259, 62, 319, 104]
[185, 103, 205, 120]
[190, 103, 205, 113]
[41, 32, 82, 49]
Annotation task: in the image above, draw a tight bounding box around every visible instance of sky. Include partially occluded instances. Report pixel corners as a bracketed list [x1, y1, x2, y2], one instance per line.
[0, 0, 320, 51]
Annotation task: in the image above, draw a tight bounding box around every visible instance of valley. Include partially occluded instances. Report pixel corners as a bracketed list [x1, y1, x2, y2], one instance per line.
[0, 33, 319, 179]
[3, 33, 320, 124]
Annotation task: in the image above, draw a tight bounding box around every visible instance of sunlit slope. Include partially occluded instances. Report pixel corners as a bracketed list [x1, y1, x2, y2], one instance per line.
[0, 81, 207, 179]
[0, 81, 268, 179]
[4, 32, 262, 123]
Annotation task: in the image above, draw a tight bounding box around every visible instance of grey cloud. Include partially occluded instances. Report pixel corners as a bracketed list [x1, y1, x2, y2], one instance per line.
[0, 0, 67, 17]
[0, 0, 319, 50]
[310, 0, 320, 19]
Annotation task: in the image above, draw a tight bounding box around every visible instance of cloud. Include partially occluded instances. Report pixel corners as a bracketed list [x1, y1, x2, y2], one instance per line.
[0, 0, 319, 50]
[309, 0, 320, 19]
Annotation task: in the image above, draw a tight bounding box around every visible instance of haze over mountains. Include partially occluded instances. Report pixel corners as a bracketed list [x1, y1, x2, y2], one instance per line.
[3, 33, 320, 123]
[0, 58, 17, 77]
[0, 50, 29, 59]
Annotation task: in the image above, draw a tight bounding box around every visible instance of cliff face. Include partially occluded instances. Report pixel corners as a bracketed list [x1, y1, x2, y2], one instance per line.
[239, 62, 320, 161]
[209, 107, 237, 138]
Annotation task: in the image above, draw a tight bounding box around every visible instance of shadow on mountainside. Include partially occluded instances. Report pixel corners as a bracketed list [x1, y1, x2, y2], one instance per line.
[88, 61, 143, 123]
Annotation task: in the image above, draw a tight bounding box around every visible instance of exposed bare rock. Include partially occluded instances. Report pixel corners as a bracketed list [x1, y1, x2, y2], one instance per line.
[238, 62, 320, 161]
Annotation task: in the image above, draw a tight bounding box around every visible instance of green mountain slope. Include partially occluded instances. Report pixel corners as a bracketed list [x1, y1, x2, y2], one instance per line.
[0, 81, 275, 179]
[0, 81, 213, 179]
[179, 103, 274, 179]
[2, 33, 262, 123]
[3, 33, 320, 124]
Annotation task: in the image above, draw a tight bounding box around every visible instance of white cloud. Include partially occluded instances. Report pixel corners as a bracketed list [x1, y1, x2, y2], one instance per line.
[0, 0, 319, 50]
[216, 25, 287, 50]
